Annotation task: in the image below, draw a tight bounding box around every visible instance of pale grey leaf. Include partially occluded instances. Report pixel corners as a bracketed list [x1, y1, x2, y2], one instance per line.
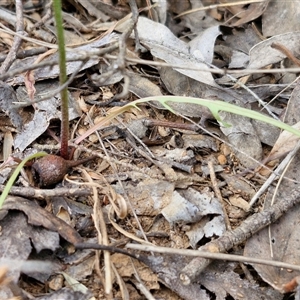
[136, 17, 217, 86]
[189, 25, 221, 63]
[247, 32, 300, 70]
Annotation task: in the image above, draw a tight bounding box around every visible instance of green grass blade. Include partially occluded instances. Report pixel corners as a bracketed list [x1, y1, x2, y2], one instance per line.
[132, 96, 300, 138]
[0, 152, 47, 208]
[75, 95, 300, 143]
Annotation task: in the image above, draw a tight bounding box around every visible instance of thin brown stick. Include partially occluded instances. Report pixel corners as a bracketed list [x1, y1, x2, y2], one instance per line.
[126, 243, 300, 272]
[0, 185, 92, 199]
[271, 42, 300, 67]
[208, 158, 231, 230]
[143, 118, 199, 132]
[76, 241, 300, 274]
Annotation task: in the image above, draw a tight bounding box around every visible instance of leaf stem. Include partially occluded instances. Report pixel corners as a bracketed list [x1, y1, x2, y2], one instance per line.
[53, 0, 69, 159]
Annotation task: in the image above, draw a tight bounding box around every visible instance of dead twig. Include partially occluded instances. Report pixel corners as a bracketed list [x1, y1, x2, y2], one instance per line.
[207, 157, 231, 230]
[125, 243, 300, 273]
[0, 0, 25, 74]
[143, 118, 200, 132]
[178, 183, 300, 285]
[0, 43, 118, 82]
[76, 240, 300, 275]
[0, 185, 92, 199]
[271, 42, 300, 67]
[128, 0, 142, 52]
[249, 140, 300, 207]
[31, 2, 53, 30]
[123, 54, 300, 76]
[0, 47, 48, 63]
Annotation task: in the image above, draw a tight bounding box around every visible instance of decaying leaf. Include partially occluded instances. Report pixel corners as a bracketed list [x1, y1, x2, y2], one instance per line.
[24, 70, 36, 102]
[262, 0, 300, 36]
[111, 253, 159, 290]
[0, 210, 59, 299]
[128, 72, 162, 98]
[232, 0, 270, 26]
[162, 187, 226, 248]
[134, 17, 219, 86]
[114, 178, 175, 217]
[0, 81, 23, 130]
[14, 80, 80, 151]
[162, 187, 224, 224]
[8, 33, 117, 86]
[63, 256, 95, 284]
[247, 32, 300, 71]
[179, 0, 219, 33]
[3, 131, 13, 161]
[0, 196, 83, 245]
[220, 112, 263, 168]
[263, 80, 300, 170]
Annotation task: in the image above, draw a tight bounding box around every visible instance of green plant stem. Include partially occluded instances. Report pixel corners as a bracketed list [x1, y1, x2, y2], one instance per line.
[0, 152, 47, 208]
[53, 0, 69, 159]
